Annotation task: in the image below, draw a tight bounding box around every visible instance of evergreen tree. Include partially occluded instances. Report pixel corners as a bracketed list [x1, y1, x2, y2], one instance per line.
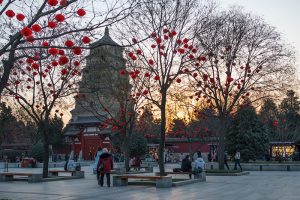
[0, 103, 15, 144]
[129, 132, 147, 158]
[48, 115, 64, 145]
[259, 98, 278, 140]
[226, 104, 268, 161]
[279, 90, 300, 130]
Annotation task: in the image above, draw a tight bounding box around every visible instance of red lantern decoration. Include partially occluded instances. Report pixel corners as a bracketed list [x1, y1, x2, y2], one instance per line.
[154, 75, 160, 81]
[73, 61, 80, 66]
[51, 60, 58, 66]
[61, 68, 68, 75]
[31, 24, 42, 32]
[82, 36, 91, 44]
[26, 58, 34, 64]
[73, 47, 82, 55]
[143, 90, 148, 95]
[155, 37, 162, 44]
[65, 40, 74, 47]
[20, 27, 32, 37]
[16, 14, 25, 21]
[176, 39, 182, 44]
[144, 72, 150, 77]
[48, 0, 58, 6]
[120, 70, 126, 75]
[77, 9, 86, 16]
[151, 44, 156, 49]
[148, 59, 154, 65]
[151, 32, 156, 38]
[189, 54, 194, 59]
[176, 78, 181, 83]
[48, 21, 56, 29]
[59, 56, 69, 65]
[55, 14, 65, 22]
[183, 38, 189, 43]
[60, 0, 67, 6]
[178, 48, 185, 54]
[59, 49, 65, 55]
[42, 41, 49, 47]
[5, 10, 15, 18]
[48, 48, 59, 55]
[132, 38, 137, 44]
[31, 63, 39, 70]
[26, 35, 35, 43]
[128, 52, 134, 57]
[136, 50, 142, 55]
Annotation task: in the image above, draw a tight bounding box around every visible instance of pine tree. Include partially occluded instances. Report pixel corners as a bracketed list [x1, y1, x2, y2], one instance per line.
[259, 98, 278, 140]
[226, 104, 268, 161]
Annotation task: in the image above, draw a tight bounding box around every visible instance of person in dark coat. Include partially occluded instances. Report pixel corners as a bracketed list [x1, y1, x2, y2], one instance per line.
[97, 148, 113, 187]
[181, 155, 192, 179]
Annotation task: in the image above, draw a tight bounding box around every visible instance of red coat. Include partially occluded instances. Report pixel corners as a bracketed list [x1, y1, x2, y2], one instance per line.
[97, 154, 113, 174]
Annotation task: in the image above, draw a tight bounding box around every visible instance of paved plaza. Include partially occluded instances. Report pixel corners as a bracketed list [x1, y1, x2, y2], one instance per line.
[0, 166, 300, 200]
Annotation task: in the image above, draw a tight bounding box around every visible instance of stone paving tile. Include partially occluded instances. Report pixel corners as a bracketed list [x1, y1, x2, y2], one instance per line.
[1, 166, 300, 200]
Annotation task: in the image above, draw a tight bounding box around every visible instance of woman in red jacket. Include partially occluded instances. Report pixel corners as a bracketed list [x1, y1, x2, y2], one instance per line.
[97, 148, 113, 187]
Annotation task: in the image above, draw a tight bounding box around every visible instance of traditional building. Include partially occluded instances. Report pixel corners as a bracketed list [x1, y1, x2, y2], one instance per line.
[64, 27, 127, 160]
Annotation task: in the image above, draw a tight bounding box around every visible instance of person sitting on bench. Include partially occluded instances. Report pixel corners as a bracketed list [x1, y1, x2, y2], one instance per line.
[181, 155, 192, 179]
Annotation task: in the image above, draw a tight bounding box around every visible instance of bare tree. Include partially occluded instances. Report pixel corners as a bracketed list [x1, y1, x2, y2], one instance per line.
[118, 0, 215, 175]
[1, 0, 137, 178]
[0, 0, 137, 95]
[188, 8, 296, 169]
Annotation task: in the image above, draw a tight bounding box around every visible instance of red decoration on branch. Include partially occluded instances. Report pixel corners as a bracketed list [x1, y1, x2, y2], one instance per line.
[183, 38, 189, 43]
[60, 0, 67, 6]
[42, 42, 49, 47]
[16, 14, 25, 21]
[151, 32, 157, 38]
[61, 68, 68, 75]
[73, 47, 82, 55]
[154, 75, 160, 81]
[120, 70, 126, 75]
[48, 48, 59, 55]
[32, 24, 42, 32]
[132, 38, 137, 44]
[144, 72, 150, 77]
[82, 36, 91, 44]
[59, 56, 69, 65]
[48, 21, 56, 29]
[136, 49, 142, 55]
[155, 37, 162, 44]
[77, 9, 86, 16]
[143, 90, 148, 95]
[51, 60, 58, 66]
[148, 59, 154, 65]
[48, 0, 58, 6]
[73, 61, 80, 66]
[21, 27, 32, 37]
[65, 40, 74, 47]
[31, 63, 39, 70]
[55, 14, 65, 22]
[5, 10, 15, 18]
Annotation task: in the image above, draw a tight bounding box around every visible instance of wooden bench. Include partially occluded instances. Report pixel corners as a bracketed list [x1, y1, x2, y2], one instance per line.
[113, 175, 172, 188]
[48, 170, 84, 178]
[156, 171, 206, 181]
[0, 172, 42, 183]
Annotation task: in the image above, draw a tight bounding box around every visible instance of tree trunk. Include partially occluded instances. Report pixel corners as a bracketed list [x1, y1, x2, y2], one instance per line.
[123, 136, 130, 172]
[218, 116, 227, 170]
[40, 120, 50, 178]
[0, 60, 14, 95]
[158, 90, 167, 176]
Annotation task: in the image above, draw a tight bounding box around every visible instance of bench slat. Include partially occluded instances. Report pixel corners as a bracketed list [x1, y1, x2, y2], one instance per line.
[117, 175, 163, 179]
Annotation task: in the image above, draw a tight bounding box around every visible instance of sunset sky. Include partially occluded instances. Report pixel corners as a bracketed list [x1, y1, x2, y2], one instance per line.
[220, 0, 300, 73]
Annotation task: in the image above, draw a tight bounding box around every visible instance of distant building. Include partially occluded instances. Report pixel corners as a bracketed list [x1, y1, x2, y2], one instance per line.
[64, 27, 127, 160]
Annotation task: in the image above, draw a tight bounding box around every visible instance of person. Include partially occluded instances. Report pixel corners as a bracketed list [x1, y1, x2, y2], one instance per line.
[234, 149, 242, 171]
[181, 155, 192, 179]
[94, 147, 103, 180]
[194, 154, 205, 174]
[64, 153, 69, 171]
[224, 151, 230, 170]
[89, 150, 93, 161]
[97, 148, 113, 187]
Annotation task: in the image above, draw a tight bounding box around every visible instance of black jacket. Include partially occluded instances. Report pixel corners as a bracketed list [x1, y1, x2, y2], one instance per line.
[181, 158, 192, 171]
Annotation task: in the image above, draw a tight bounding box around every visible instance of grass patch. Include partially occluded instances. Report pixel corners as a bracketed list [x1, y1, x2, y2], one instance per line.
[206, 169, 241, 173]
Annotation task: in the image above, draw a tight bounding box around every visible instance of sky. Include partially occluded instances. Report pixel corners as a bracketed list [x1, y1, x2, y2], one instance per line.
[219, 0, 300, 73]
